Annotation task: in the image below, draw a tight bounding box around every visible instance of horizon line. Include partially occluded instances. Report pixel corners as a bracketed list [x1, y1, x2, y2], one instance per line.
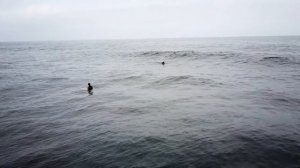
[1, 34, 300, 43]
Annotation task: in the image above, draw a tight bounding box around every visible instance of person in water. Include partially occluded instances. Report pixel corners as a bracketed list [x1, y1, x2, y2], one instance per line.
[88, 83, 93, 91]
[162, 61, 165, 65]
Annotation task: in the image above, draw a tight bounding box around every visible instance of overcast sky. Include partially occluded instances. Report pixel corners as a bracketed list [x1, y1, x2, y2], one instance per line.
[0, 0, 299, 41]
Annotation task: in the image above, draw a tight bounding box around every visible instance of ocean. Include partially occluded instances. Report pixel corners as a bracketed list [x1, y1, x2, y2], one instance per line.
[0, 36, 300, 168]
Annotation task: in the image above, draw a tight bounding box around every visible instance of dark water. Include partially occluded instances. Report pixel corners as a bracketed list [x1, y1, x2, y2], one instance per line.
[0, 37, 300, 168]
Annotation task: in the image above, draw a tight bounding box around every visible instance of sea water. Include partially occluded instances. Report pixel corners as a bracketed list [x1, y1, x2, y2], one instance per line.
[0, 36, 300, 167]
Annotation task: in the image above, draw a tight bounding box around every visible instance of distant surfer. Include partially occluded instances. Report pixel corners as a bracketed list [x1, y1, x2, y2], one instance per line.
[87, 83, 93, 91]
[162, 61, 165, 65]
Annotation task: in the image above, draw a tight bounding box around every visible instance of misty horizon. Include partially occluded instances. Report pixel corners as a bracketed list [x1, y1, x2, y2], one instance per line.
[0, 0, 299, 41]
[2, 35, 300, 43]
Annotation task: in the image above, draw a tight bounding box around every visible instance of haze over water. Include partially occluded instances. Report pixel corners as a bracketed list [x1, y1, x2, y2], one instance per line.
[0, 36, 300, 167]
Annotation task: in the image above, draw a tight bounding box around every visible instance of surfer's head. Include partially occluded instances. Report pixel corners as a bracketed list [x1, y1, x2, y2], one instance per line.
[88, 83, 91, 86]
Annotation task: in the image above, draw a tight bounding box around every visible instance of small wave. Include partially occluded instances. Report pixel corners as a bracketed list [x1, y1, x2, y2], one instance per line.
[145, 75, 223, 88]
[138, 50, 239, 62]
[261, 56, 288, 61]
[251, 90, 300, 110]
[271, 97, 300, 107]
[141, 50, 176, 56]
[259, 56, 299, 65]
[0, 61, 13, 69]
[0, 65, 12, 69]
[31, 77, 69, 83]
[110, 107, 145, 115]
[141, 51, 162, 56]
[150, 75, 193, 86]
[109, 75, 145, 83]
[138, 50, 199, 60]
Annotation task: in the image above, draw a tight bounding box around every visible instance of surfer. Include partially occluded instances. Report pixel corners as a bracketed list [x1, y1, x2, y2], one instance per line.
[87, 83, 93, 91]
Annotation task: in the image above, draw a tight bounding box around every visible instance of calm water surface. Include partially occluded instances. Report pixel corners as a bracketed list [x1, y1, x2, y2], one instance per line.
[0, 37, 300, 168]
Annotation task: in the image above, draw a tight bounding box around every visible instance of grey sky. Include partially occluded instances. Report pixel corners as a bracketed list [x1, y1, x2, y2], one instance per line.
[0, 0, 299, 41]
